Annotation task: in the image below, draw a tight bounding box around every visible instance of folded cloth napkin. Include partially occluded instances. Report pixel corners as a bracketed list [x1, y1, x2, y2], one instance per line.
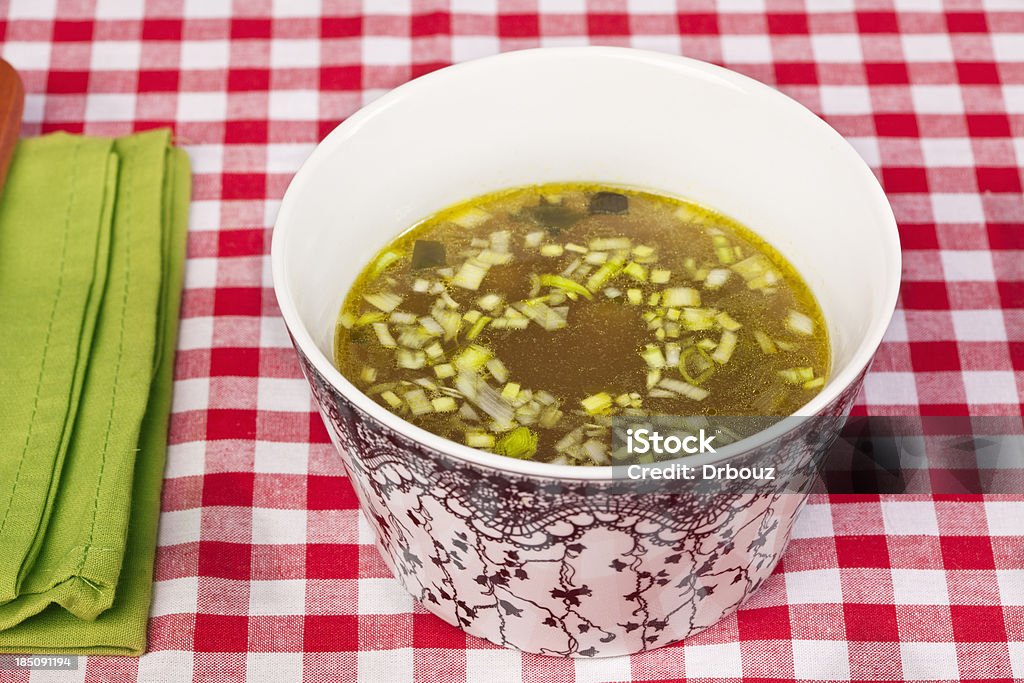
[0, 129, 190, 655]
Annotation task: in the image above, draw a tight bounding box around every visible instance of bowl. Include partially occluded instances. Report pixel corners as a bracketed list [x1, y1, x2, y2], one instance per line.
[271, 47, 901, 657]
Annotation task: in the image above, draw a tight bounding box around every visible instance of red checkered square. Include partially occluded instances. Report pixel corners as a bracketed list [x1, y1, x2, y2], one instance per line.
[303, 615, 360, 651]
[835, 535, 891, 569]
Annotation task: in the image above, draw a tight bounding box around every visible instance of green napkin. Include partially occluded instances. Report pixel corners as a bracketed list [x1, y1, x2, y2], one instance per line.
[0, 130, 191, 655]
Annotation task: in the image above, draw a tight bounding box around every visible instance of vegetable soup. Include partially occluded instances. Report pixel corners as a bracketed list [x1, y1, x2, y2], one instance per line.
[334, 183, 830, 465]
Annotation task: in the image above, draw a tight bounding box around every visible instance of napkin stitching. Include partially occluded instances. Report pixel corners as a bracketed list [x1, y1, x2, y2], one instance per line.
[77, 137, 137, 574]
[0, 141, 81, 539]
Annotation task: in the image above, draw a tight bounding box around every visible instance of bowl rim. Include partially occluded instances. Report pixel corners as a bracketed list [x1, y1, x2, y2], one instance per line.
[271, 46, 902, 482]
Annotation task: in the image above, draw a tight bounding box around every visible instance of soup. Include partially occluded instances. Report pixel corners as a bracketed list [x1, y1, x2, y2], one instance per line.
[334, 183, 830, 465]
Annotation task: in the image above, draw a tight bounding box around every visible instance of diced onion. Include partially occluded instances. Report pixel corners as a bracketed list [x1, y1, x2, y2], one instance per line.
[786, 310, 815, 336]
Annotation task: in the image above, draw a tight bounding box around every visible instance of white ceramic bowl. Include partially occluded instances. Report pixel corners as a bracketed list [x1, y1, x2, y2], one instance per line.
[272, 47, 900, 656]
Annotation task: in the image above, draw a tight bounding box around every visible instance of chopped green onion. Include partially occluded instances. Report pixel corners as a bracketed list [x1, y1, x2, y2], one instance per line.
[356, 311, 386, 327]
[539, 274, 593, 300]
[586, 258, 624, 292]
[424, 342, 444, 360]
[565, 242, 588, 253]
[540, 244, 564, 257]
[397, 349, 426, 369]
[704, 268, 729, 289]
[451, 259, 489, 291]
[786, 310, 815, 336]
[802, 377, 825, 390]
[582, 439, 609, 465]
[476, 293, 503, 312]
[466, 315, 492, 340]
[754, 330, 778, 354]
[778, 367, 815, 384]
[589, 237, 631, 251]
[369, 250, 403, 278]
[380, 391, 403, 409]
[404, 389, 432, 415]
[451, 207, 491, 228]
[626, 289, 643, 305]
[501, 382, 521, 401]
[360, 366, 377, 383]
[623, 261, 648, 282]
[658, 377, 709, 401]
[585, 251, 608, 265]
[494, 426, 538, 459]
[641, 344, 667, 369]
[432, 396, 457, 412]
[710, 330, 737, 364]
[485, 358, 508, 384]
[650, 268, 671, 284]
[681, 307, 717, 331]
[716, 311, 742, 331]
[453, 344, 492, 371]
[679, 345, 715, 385]
[372, 322, 397, 348]
[662, 287, 701, 308]
[466, 432, 495, 448]
[581, 392, 613, 415]
[338, 311, 356, 329]
[433, 363, 455, 379]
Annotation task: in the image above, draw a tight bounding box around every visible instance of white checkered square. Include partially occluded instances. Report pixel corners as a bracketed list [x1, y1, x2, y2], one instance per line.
[270, 39, 321, 68]
[921, 138, 974, 167]
[811, 34, 863, 63]
[166, 441, 207, 479]
[996, 570, 1024, 605]
[952, 309, 1007, 342]
[891, 569, 950, 605]
[791, 503, 834, 539]
[95, 0, 144, 17]
[992, 34, 1024, 61]
[819, 85, 873, 114]
[900, 642, 960, 680]
[249, 579, 307, 615]
[158, 508, 203, 547]
[358, 649, 413, 683]
[182, 0, 232, 18]
[881, 500, 939, 536]
[251, 508, 308, 545]
[184, 257, 218, 289]
[451, 36, 500, 63]
[362, 37, 411, 65]
[2, 42, 51, 71]
[911, 85, 964, 114]
[177, 92, 229, 122]
[358, 578, 415, 615]
[720, 35, 773, 63]
[136, 651, 193, 683]
[257, 377, 313, 412]
[1003, 85, 1024, 113]
[177, 316, 214, 351]
[984, 501, 1024, 536]
[269, 90, 320, 120]
[684, 642, 742, 678]
[180, 40, 231, 70]
[172, 377, 211, 413]
[271, 0, 321, 18]
[90, 41, 142, 71]
[465, 648, 523, 682]
[7, 0, 56, 19]
[1010, 642, 1024, 680]
[931, 193, 985, 223]
[785, 568, 843, 604]
[186, 199, 222, 232]
[84, 94, 138, 122]
[254, 441, 310, 475]
[962, 371, 1019, 405]
[863, 371, 920, 405]
[883, 309, 910, 342]
[151, 577, 200, 617]
[247, 653, 303, 682]
[941, 251, 996, 282]
[575, 655, 632, 683]
[901, 34, 954, 62]
[793, 640, 850, 681]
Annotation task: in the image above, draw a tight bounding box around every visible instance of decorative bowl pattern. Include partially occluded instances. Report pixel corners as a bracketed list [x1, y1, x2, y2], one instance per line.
[299, 347, 866, 657]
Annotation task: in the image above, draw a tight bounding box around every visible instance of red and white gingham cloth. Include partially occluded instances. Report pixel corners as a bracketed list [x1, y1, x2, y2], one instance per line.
[2, 1, 1022, 681]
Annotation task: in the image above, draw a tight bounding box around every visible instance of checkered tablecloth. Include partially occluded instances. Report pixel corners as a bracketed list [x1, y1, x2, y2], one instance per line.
[2, 1, 1022, 681]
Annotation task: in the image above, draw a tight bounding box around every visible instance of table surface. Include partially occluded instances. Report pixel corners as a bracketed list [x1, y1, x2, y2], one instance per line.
[2, 1, 1023, 681]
